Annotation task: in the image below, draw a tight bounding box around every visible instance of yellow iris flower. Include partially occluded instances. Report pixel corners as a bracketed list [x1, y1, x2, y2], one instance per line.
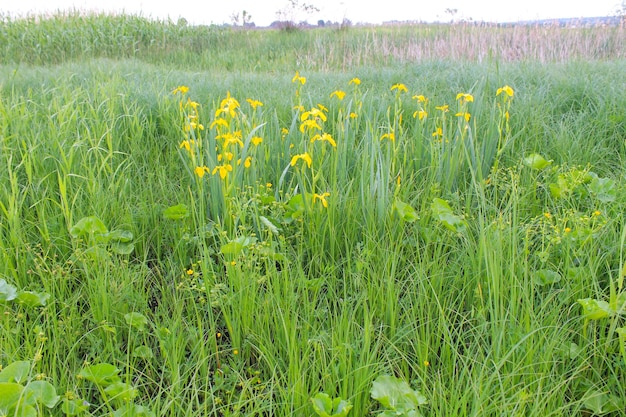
[313, 192, 331, 208]
[496, 85, 514, 97]
[290, 152, 312, 168]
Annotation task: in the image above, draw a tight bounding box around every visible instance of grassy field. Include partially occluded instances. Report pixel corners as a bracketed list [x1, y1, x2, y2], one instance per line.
[1, 12, 626, 417]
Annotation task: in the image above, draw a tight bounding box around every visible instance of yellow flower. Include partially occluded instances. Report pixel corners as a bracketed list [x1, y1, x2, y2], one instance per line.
[300, 119, 322, 133]
[216, 92, 240, 118]
[301, 107, 327, 122]
[412, 94, 428, 103]
[172, 85, 189, 95]
[350, 112, 358, 119]
[186, 99, 200, 111]
[251, 136, 263, 146]
[292, 71, 306, 85]
[436, 105, 449, 112]
[593, 210, 601, 216]
[219, 151, 234, 162]
[212, 164, 233, 179]
[564, 227, 572, 233]
[496, 85, 515, 97]
[293, 105, 305, 112]
[380, 132, 395, 142]
[349, 77, 361, 85]
[281, 127, 289, 136]
[312, 192, 331, 208]
[413, 110, 427, 120]
[221, 132, 244, 148]
[317, 104, 329, 113]
[544, 212, 552, 219]
[179, 140, 196, 152]
[455, 112, 471, 122]
[330, 90, 346, 100]
[194, 166, 210, 178]
[310, 133, 337, 147]
[210, 118, 229, 130]
[456, 93, 474, 103]
[186, 269, 194, 275]
[290, 152, 312, 168]
[246, 98, 263, 109]
[391, 83, 408, 93]
[244, 156, 252, 168]
[432, 127, 443, 137]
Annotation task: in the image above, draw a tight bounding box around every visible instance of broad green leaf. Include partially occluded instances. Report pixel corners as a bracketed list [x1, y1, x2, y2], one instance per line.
[110, 241, 135, 255]
[132, 345, 154, 360]
[16, 291, 50, 308]
[371, 375, 427, 413]
[104, 382, 138, 403]
[112, 404, 154, 417]
[577, 298, 613, 320]
[533, 269, 561, 286]
[310, 392, 352, 417]
[286, 193, 306, 219]
[0, 382, 24, 409]
[221, 236, 257, 255]
[78, 363, 120, 387]
[588, 172, 616, 203]
[0, 279, 18, 302]
[61, 397, 90, 416]
[392, 199, 419, 222]
[0, 361, 31, 383]
[107, 230, 133, 243]
[124, 312, 148, 331]
[23, 381, 60, 408]
[431, 198, 467, 233]
[523, 153, 552, 170]
[163, 204, 189, 220]
[70, 216, 108, 241]
[582, 389, 623, 415]
[260, 216, 280, 235]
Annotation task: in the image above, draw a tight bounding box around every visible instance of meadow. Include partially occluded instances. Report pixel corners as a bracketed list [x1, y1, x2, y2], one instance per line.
[0, 12, 625, 417]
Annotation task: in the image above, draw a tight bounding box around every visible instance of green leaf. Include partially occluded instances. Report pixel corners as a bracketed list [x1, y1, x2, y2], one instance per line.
[107, 230, 133, 243]
[61, 397, 90, 416]
[110, 241, 135, 255]
[132, 345, 154, 360]
[0, 382, 24, 410]
[588, 172, 616, 203]
[0, 361, 31, 383]
[78, 363, 120, 387]
[16, 291, 50, 308]
[533, 269, 561, 286]
[371, 375, 427, 413]
[0, 279, 18, 302]
[431, 198, 467, 233]
[523, 153, 552, 170]
[577, 298, 613, 320]
[104, 382, 138, 403]
[124, 312, 148, 331]
[221, 236, 257, 255]
[70, 216, 108, 242]
[23, 381, 60, 408]
[112, 404, 154, 417]
[582, 389, 624, 415]
[392, 199, 419, 223]
[163, 204, 189, 220]
[310, 392, 352, 417]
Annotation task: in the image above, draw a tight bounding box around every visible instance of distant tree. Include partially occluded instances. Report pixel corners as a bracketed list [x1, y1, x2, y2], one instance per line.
[275, 0, 320, 30]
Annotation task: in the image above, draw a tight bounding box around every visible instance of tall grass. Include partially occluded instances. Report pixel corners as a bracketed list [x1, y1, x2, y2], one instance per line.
[0, 13, 625, 417]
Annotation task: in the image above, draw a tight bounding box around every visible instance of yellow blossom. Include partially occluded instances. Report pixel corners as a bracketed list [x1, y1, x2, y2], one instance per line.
[246, 98, 263, 109]
[290, 152, 313, 168]
[212, 164, 233, 179]
[172, 85, 189, 95]
[244, 156, 252, 168]
[281, 127, 289, 136]
[432, 127, 443, 138]
[412, 94, 428, 103]
[317, 104, 329, 113]
[300, 119, 322, 133]
[179, 140, 196, 152]
[251, 136, 263, 146]
[592, 210, 601, 216]
[380, 132, 395, 142]
[350, 112, 358, 119]
[455, 112, 471, 122]
[349, 78, 361, 85]
[310, 133, 337, 147]
[456, 93, 474, 103]
[544, 212, 552, 219]
[313, 192, 331, 208]
[216, 92, 240, 118]
[218, 151, 234, 162]
[301, 107, 327, 122]
[194, 166, 210, 178]
[330, 90, 346, 100]
[210, 118, 229, 129]
[221, 132, 244, 148]
[413, 110, 427, 120]
[436, 105, 449, 112]
[186, 269, 194, 275]
[292, 71, 306, 85]
[186, 99, 200, 111]
[391, 83, 408, 93]
[293, 105, 305, 112]
[496, 85, 515, 97]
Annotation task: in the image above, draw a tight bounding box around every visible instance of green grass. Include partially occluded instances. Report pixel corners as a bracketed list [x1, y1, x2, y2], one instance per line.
[1, 12, 626, 417]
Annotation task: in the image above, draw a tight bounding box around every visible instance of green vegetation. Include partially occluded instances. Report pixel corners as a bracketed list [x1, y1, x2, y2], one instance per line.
[1, 12, 625, 416]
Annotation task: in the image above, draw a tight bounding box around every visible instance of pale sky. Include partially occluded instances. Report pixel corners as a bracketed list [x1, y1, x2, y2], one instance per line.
[0, 0, 622, 26]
